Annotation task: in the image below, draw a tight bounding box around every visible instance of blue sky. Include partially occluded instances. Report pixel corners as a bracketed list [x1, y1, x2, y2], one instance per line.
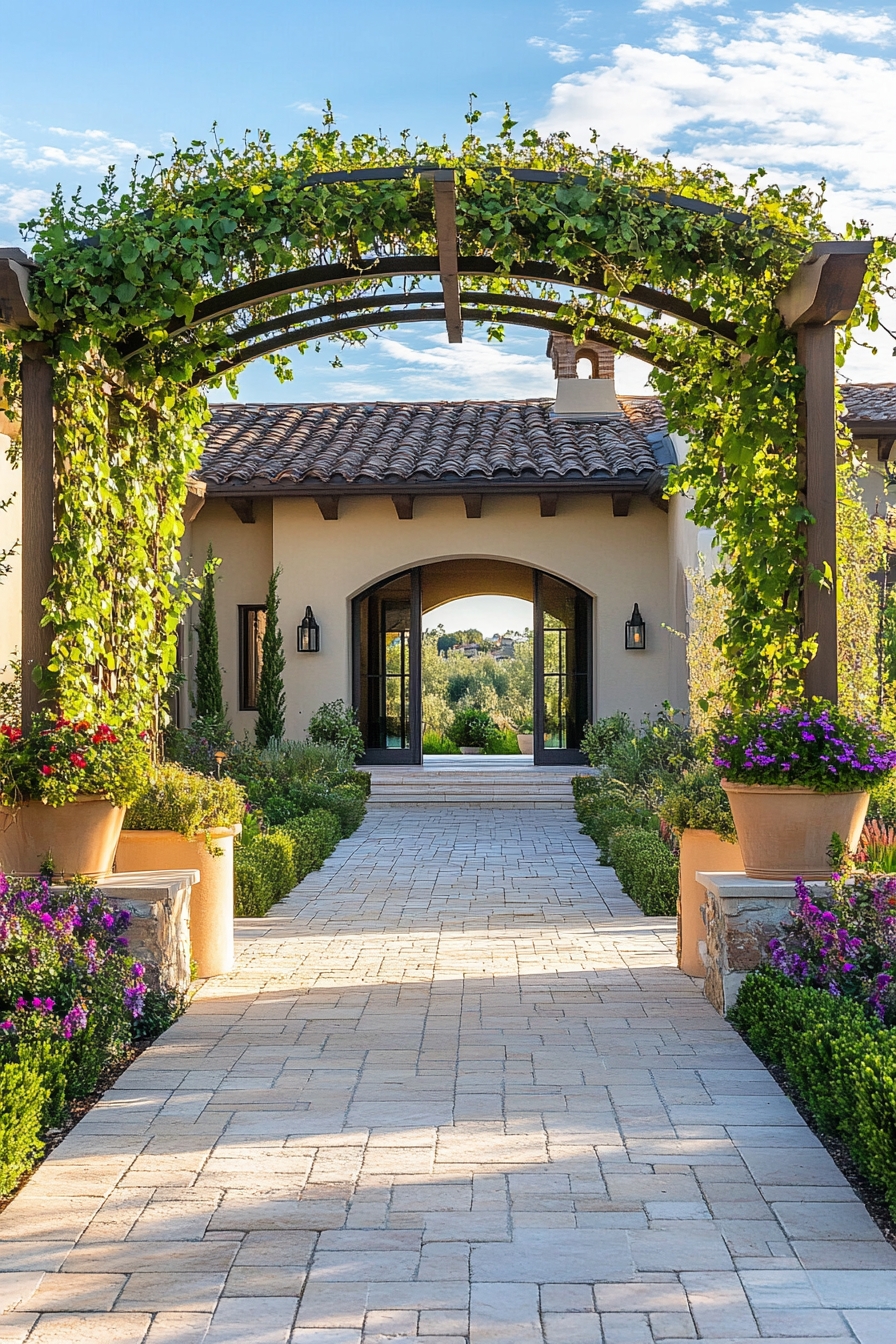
[2, 0, 895, 402]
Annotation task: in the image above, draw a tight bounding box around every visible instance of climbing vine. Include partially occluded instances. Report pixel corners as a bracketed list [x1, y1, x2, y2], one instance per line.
[0, 108, 892, 722]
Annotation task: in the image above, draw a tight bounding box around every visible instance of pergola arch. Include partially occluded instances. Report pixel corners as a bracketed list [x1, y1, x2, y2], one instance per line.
[0, 142, 880, 727]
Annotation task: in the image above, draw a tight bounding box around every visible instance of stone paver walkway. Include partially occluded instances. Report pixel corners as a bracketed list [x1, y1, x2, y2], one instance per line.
[1, 807, 895, 1344]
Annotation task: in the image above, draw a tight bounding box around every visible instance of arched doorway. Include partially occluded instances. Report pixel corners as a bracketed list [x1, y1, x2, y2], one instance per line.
[352, 560, 592, 765]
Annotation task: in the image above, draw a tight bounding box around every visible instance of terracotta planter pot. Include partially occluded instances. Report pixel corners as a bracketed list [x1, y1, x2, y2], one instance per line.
[460, 746, 483, 755]
[678, 828, 743, 978]
[722, 781, 869, 881]
[516, 733, 534, 755]
[115, 825, 240, 978]
[0, 796, 125, 880]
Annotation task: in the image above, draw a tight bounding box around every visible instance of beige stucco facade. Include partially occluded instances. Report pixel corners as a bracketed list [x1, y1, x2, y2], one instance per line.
[186, 490, 685, 742]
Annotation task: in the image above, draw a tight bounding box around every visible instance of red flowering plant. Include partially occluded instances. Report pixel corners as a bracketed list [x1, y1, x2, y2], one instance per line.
[0, 714, 150, 809]
[712, 699, 896, 793]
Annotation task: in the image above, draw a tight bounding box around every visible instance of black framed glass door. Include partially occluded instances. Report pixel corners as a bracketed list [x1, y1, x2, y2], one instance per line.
[353, 569, 422, 764]
[533, 570, 591, 765]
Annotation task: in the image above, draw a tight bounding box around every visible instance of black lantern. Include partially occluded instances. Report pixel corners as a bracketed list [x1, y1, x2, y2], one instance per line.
[297, 606, 320, 652]
[625, 603, 646, 650]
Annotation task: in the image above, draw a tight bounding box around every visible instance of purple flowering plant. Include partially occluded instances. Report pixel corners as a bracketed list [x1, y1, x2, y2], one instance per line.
[768, 873, 896, 1023]
[0, 871, 147, 1083]
[712, 699, 896, 793]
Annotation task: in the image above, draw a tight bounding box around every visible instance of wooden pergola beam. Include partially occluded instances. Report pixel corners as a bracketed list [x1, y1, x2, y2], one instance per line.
[429, 171, 463, 344]
[776, 240, 874, 705]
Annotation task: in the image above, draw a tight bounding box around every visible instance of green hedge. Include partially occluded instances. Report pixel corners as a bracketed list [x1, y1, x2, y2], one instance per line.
[277, 809, 342, 881]
[608, 826, 679, 916]
[575, 791, 653, 863]
[731, 968, 896, 1212]
[234, 832, 297, 917]
[234, 809, 344, 917]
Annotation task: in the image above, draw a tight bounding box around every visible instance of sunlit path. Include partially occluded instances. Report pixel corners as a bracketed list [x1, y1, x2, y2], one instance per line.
[1, 807, 894, 1343]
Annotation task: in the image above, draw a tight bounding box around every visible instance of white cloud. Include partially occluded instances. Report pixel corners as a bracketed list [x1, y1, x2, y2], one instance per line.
[528, 37, 583, 64]
[539, 4, 896, 233]
[0, 126, 142, 174]
[639, 0, 726, 12]
[0, 184, 49, 226]
[539, 3, 896, 381]
[658, 19, 710, 51]
[291, 102, 322, 114]
[376, 331, 557, 399]
[560, 7, 592, 29]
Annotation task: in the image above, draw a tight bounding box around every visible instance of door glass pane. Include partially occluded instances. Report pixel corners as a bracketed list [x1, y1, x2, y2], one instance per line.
[541, 574, 589, 753]
[358, 573, 412, 751]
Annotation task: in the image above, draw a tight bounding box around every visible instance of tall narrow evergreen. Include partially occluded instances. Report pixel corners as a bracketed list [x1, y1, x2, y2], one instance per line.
[194, 545, 226, 724]
[256, 567, 286, 747]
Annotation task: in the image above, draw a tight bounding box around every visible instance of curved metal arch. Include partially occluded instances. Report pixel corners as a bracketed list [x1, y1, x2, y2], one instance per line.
[188, 289, 658, 365]
[193, 304, 672, 385]
[289, 164, 756, 229]
[120, 254, 738, 363]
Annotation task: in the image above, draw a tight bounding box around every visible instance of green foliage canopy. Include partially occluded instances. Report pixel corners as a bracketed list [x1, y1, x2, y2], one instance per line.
[1, 109, 893, 718]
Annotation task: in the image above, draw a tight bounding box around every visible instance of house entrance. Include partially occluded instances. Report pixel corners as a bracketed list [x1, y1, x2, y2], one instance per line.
[352, 560, 592, 766]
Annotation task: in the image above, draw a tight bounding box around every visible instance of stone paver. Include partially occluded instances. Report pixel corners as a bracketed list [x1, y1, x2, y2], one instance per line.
[1, 805, 895, 1342]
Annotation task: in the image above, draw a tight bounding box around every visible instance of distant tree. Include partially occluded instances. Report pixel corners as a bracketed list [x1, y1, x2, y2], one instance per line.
[255, 568, 286, 747]
[194, 545, 227, 726]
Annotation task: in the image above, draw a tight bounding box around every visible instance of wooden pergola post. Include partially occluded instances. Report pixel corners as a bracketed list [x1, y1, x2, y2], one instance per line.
[0, 250, 54, 730]
[20, 344, 55, 729]
[776, 241, 873, 704]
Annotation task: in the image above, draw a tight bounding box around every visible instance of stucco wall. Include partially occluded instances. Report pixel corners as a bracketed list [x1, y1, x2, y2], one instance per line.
[185, 498, 273, 734]
[188, 490, 677, 741]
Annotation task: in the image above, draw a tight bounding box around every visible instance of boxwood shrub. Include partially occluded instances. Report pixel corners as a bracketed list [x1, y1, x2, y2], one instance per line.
[732, 967, 896, 1213]
[607, 826, 679, 916]
[234, 809, 344, 917]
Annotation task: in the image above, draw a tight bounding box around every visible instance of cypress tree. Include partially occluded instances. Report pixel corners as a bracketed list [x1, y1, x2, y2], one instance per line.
[256, 567, 286, 747]
[194, 545, 226, 725]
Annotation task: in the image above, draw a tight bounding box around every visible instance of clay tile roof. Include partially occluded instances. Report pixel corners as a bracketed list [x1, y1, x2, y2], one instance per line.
[841, 384, 896, 424]
[199, 396, 670, 489]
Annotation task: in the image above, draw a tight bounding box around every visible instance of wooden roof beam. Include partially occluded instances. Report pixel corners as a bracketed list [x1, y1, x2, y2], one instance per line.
[427, 170, 463, 344]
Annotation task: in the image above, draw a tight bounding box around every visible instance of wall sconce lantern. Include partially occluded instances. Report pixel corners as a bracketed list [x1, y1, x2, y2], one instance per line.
[625, 603, 646, 651]
[297, 606, 320, 652]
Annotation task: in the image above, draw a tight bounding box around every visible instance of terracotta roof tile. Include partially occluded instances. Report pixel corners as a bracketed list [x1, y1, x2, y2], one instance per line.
[199, 397, 669, 488]
[841, 384, 896, 423]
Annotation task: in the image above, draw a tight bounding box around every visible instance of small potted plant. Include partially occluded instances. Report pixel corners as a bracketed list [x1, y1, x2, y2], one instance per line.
[515, 716, 534, 756]
[660, 764, 742, 977]
[448, 708, 494, 755]
[712, 700, 896, 880]
[0, 714, 150, 879]
[116, 763, 246, 977]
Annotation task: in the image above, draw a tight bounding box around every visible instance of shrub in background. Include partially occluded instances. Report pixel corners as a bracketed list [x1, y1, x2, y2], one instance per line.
[164, 714, 232, 776]
[255, 569, 286, 749]
[194, 546, 228, 731]
[308, 700, 364, 762]
[448, 707, 493, 749]
[581, 712, 632, 769]
[423, 730, 460, 755]
[608, 827, 679, 916]
[486, 726, 521, 755]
